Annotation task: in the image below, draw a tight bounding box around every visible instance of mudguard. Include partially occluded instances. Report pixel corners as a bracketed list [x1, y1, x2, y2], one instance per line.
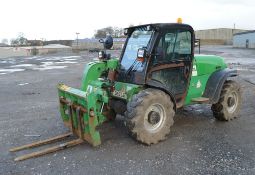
[203, 68, 238, 104]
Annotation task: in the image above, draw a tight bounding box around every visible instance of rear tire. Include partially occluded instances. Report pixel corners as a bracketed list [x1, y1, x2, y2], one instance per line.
[125, 88, 175, 145]
[211, 80, 241, 121]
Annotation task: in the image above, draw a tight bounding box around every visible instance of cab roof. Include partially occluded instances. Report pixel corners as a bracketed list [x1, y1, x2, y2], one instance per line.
[125, 23, 194, 32]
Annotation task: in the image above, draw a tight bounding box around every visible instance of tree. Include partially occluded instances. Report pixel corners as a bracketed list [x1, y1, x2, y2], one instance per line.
[112, 27, 124, 38]
[1, 38, 8, 45]
[94, 26, 125, 38]
[94, 27, 114, 38]
[94, 29, 107, 38]
[10, 33, 28, 46]
[17, 33, 28, 45]
[104, 27, 114, 35]
[10, 38, 19, 46]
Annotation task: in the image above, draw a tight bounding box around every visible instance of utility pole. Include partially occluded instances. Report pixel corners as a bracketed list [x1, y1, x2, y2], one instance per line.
[41, 38, 44, 47]
[231, 23, 235, 38]
[76, 32, 80, 48]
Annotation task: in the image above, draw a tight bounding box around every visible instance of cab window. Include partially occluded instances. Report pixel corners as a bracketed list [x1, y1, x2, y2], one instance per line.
[153, 30, 191, 64]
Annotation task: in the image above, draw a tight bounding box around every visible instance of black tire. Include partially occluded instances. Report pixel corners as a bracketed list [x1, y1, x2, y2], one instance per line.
[105, 109, 116, 121]
[125, 88, 175, 145]
[211, 80, 241, 121]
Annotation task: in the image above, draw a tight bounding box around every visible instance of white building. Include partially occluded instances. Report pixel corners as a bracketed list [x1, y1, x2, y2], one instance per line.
[233, 31, 255, 49]
[195, 28, 247, 45]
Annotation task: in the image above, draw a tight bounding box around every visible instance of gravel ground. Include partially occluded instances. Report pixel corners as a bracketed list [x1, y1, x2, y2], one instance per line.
[0, 46, 255, 175]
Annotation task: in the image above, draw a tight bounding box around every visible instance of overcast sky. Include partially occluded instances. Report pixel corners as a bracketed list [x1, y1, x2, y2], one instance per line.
[0, 0, 254, 41]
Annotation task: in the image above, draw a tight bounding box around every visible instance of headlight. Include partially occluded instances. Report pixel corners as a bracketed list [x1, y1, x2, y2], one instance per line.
[137, 49, 145, 58]
[98, 51, 104, 59]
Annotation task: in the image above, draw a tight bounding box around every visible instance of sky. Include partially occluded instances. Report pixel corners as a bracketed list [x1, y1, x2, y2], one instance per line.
[0, 0, 254, 42]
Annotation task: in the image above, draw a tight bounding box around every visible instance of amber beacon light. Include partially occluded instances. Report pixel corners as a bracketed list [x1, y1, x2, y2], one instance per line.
[177, 18, 182, 23]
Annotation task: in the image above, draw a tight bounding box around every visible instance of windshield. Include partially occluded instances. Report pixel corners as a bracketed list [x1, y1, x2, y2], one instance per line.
[120, 28, 153, 71]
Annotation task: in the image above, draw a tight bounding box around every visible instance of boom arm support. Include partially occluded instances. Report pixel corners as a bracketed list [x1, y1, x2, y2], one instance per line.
[58, 59, 119, 146]
[81, 59, 119, 91]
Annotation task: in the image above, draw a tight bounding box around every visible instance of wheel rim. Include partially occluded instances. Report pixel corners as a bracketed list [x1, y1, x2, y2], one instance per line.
[144, 103, 166, 133]
[226, 91, 238, 113]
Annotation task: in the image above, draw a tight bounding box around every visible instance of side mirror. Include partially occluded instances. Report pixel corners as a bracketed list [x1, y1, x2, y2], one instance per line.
[98, 35, 113, 49]
[137, 48, 147, 62]
[98, 35, 113, 60]
[104, 35, 113, 49]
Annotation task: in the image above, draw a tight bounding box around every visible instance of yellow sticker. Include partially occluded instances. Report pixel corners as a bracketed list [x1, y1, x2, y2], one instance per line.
[60, 84, 71, 91]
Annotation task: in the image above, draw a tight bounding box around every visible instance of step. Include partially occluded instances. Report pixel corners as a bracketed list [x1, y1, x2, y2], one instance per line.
[191, 97, 210, 103]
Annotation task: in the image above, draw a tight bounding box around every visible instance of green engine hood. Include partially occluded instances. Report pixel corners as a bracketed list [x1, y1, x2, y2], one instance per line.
[194, 54, 227, 76]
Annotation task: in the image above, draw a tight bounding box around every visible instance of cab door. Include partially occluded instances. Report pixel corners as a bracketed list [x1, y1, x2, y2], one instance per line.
[146, 29, 193, 106]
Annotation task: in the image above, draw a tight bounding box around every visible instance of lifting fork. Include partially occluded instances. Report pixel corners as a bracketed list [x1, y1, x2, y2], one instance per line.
[9, 132, 84, 161]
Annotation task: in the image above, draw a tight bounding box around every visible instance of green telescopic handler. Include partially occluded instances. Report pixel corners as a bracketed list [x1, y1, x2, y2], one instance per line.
[10, 22, 241, 161]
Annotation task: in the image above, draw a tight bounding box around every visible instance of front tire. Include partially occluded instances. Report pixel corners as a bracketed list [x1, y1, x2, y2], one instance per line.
[211, 80, 241, 121]
[125, 88, 175, 145]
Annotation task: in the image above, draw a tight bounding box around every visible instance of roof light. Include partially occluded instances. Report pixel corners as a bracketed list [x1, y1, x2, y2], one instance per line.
[177, 18, 182, 24]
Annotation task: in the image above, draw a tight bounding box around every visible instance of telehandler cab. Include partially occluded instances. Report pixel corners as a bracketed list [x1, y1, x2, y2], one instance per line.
[10, 22, 241, 161]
